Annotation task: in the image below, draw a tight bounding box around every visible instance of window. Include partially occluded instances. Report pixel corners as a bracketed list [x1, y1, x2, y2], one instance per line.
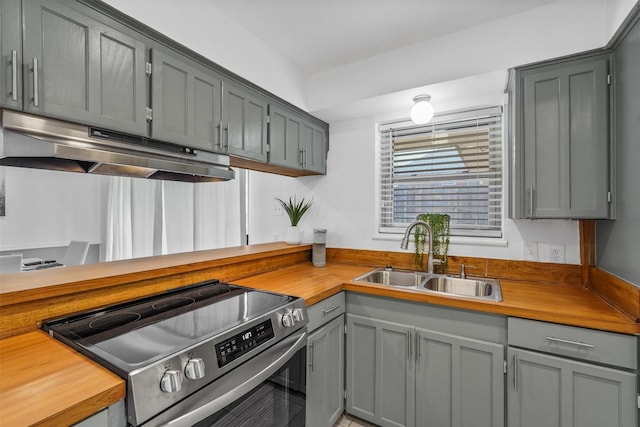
[379, 106, 503, 238]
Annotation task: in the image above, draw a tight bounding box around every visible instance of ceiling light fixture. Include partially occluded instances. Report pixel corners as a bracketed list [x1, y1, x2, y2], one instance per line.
[410, 95, 434, 124]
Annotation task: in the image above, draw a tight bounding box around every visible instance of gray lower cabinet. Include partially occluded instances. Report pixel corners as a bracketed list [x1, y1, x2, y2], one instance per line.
[346, 311, 504, 427]
[507, 348, 636, 427]
[415, 328, 504, 427]
[512, 53, 612, 219]
[72, 400, 125, 427]
[222, 80, 269, 162]
[150, 48, 223, 151]
[307, 315, 345, 427]
[346, 314, 414, 427]
[0, 0, 21, 110]
[21, 0, 148, 136]
[507, 317, 638, 427]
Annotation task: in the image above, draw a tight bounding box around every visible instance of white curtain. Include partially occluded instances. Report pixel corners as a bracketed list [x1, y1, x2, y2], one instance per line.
[105, 175, 242, 262]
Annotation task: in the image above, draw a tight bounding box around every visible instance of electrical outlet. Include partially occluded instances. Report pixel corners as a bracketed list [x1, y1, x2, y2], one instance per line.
[273, 203, 283, 216]
[522, 241, 538, 261]
[548, 245, 565, 263]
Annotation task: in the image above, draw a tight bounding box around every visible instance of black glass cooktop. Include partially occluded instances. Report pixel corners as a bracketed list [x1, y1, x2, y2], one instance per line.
[42, 280, 292, 372]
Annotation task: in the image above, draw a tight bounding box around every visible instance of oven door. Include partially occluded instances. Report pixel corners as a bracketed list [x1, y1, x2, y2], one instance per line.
[145, 328, 307, 427]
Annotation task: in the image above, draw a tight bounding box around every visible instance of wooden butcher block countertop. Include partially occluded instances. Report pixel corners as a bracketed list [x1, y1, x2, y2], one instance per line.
[233, 263, 640, 335]
[1, 243, 638, 426]
[0, 331, 124, 427]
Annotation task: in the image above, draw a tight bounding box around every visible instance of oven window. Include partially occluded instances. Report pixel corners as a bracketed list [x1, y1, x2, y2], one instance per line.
[194, 347, 306, 427]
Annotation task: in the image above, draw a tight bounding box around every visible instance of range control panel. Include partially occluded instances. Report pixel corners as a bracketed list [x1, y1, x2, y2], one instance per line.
[214, 319, 275, 368]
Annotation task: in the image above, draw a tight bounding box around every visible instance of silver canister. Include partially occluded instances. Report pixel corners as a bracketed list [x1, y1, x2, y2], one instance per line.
[312, 229, 327, 267]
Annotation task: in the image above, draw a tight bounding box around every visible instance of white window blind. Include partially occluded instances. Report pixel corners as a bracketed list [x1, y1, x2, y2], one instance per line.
[379, 106, 503, 238]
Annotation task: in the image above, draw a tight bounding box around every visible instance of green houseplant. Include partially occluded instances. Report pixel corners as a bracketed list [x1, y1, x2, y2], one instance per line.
[414, 213, 450, 273]
[276, 196, 312, 244]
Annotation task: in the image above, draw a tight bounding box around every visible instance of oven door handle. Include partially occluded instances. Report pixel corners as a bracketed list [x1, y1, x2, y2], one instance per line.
[148, 328, 307, 427]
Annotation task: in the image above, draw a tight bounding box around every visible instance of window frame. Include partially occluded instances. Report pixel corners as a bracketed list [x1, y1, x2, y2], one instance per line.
[377, 106, 504, 239]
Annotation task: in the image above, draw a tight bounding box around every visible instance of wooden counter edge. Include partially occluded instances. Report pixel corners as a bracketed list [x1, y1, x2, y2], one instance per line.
[0, 331, 125, 427]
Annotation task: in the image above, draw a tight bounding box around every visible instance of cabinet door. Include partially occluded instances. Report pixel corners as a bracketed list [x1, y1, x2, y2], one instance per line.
[300, 121, 327, 174]
[346, 314, 414, 427]
[222, 81, 268, 162]
[22, 0, 147, 136]
[415, 328, 504, 427]
[306, 315, 345, 427]
[0, 0, 21, 109]
[521, 55, 610, 218]
[508, 347, 637, 427]
[269, 106, 302, 169]
[150, 48, 223, 151]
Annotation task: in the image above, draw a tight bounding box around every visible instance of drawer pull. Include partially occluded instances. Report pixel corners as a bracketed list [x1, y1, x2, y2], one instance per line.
[322, 305, 339, 316]
[545, 336, 595, 349]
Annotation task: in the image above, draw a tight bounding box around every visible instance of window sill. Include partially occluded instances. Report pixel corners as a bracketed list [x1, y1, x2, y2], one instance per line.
[372, 233, 508, 248]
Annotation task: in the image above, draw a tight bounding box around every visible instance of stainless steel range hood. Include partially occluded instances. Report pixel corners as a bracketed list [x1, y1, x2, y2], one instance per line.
[0, 109, 235, 182]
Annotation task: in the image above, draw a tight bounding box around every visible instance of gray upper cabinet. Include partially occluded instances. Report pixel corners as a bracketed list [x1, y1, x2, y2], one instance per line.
[300, 120, 327, 174]
[222, 80, 268, 162]
[512, 53, 612, 219]
[0, 0, 22, 110]
[150, 48, 222, 151]
[22, 0, 148, 136]
[268, 105, 303, 169]
[269, 104, 328, 174]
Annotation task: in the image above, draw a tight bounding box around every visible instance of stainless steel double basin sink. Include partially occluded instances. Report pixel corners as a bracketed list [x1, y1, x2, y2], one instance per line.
[353, 268, 502, 302]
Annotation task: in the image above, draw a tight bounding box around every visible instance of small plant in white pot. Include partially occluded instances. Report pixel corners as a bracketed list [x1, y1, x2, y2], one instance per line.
[276, 196, 312, 244]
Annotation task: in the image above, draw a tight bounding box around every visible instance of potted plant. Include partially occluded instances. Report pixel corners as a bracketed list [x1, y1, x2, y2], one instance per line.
[276, 196, 313, 244]
[414, 213, 450, 273]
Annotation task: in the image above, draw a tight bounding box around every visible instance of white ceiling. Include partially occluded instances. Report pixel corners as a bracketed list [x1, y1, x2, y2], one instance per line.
[210, 0, 555, 75]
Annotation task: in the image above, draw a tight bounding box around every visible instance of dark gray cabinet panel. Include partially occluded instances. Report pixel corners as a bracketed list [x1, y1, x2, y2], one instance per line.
[513, 54, 611, 218]
[300, 121, 327, 174]
[508, 347, 636, 427]
[415, 329, 504, 427]
[151, 48, 223, 151]
[222, 81, 268, 162]
[268, 105, 302, 169]
[0, 0, 21, 109]
[306, 315, 345, 427]
[346, 314, 414, 427]
[22, 0, 147, 136]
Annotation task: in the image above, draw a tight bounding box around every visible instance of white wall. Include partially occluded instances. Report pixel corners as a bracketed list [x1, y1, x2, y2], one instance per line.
[0, 166, 103, 251]
[248, 110, 580, 264]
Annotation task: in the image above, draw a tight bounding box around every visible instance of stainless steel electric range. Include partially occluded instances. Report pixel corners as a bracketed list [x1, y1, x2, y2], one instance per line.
[42, 280, 308, 427]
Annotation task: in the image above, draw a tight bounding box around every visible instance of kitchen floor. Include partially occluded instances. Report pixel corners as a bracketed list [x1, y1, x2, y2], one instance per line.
[334, 413, 378, 427]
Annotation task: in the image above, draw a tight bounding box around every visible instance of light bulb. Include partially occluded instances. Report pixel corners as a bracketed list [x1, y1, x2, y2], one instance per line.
[410, 95, 434, 124]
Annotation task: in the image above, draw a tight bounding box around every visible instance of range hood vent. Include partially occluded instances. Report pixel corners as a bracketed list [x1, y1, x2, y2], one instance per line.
[0, 109, 234, 182]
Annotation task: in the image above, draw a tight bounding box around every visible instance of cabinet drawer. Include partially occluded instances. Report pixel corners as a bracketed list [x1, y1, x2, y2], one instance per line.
[508, 317, 637, 369]
[307, 292, 345, 332]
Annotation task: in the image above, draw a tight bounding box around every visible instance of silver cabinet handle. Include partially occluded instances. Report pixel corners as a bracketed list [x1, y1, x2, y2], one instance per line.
[528, 185, 534, 217]
[407, 331, 412, 361]
[322, 305, 339, 316]
[217, 121, 223, 150]
[299, 148, 305, 167]
[512, 354, 518, 389]
[308, 341, 315, 371]
[11, 50, 18, 101]
[545, 336, 595, 349]
[223, 123, 229, 150]
[416, 333, 421, 362]
[32, 58, 39, 107]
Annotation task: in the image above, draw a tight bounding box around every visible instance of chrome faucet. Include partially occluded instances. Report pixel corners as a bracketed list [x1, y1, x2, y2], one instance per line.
[400, 220, 437, 274]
